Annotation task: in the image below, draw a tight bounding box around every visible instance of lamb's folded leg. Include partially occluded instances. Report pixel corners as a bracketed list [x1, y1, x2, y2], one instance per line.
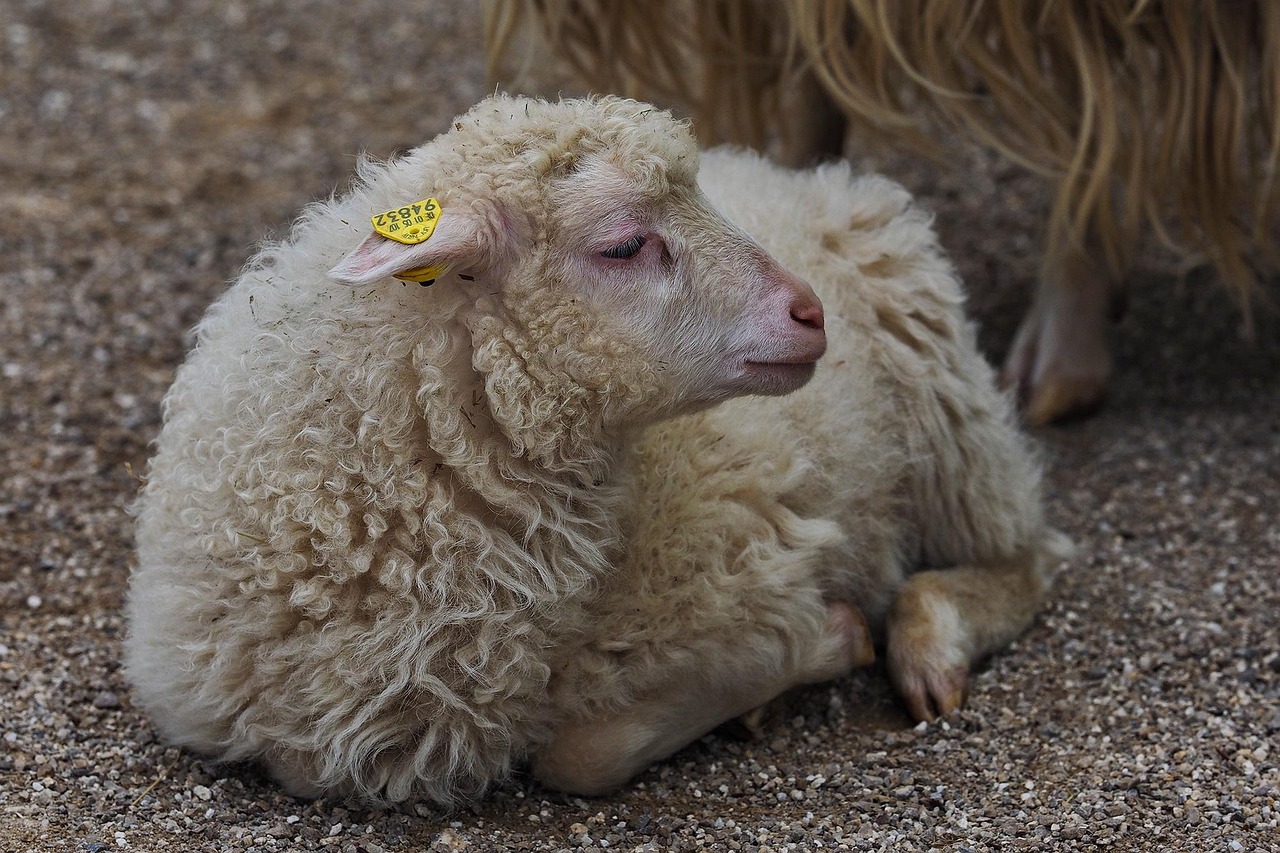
[1001, 248, 1117, 426]
[886, 542, 1062, 721]
[532, 601, 873, 796]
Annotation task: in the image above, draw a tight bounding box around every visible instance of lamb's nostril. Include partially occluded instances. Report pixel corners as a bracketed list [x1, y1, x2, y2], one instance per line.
[791, 300, 825, 331]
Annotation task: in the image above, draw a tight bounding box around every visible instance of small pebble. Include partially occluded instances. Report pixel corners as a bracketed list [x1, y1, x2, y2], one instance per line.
[92, 691, 120, 709]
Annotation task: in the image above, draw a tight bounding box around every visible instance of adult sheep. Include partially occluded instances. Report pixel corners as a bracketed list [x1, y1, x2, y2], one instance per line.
[487, 1, 1280, 426]
[125, 94, 1065, 806]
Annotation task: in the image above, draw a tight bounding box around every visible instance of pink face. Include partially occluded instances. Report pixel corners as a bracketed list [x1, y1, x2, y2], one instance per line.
[544, 161, 827, 413]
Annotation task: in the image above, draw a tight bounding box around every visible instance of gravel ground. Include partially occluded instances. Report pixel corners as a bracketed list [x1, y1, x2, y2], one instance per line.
[2, 2, 1278, 851]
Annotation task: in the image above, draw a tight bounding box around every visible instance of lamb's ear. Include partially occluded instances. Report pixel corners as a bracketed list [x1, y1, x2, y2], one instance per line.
[328, 208, 486, 286]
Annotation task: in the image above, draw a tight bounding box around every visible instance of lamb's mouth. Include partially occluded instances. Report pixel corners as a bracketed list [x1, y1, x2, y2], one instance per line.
[743, 353, 823, 372]
[744, 356, 821, 368]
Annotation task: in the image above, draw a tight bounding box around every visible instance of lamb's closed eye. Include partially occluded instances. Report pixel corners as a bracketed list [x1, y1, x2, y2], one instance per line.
[600, 235, 645, 259]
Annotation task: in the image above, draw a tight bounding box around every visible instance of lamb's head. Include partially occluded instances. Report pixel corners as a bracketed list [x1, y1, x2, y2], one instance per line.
[330, 95, 825, 432]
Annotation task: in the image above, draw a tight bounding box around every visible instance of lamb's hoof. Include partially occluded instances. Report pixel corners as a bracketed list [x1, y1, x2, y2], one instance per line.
[833, 601, 878, 669]
[736, 704, 770, 740]
[893, 657, 969, 723]
[887, 581, 970, 722]
[800, 601, 876, 685]
[736, 602, 875, 735]
[533, 719, 636, 797]
[1000, 270, 1114, 426]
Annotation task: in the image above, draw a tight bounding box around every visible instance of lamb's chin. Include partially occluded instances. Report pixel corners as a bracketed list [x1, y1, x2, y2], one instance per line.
[739, 360, 817, 396]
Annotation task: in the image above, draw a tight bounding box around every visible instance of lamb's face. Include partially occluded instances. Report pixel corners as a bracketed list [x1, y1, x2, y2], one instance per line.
[329, 95, 827, 429]
[533, 153, 827, 418]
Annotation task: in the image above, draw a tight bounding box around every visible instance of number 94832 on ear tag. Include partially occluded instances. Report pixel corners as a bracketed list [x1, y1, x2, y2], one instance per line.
[372, 198, 442, 245]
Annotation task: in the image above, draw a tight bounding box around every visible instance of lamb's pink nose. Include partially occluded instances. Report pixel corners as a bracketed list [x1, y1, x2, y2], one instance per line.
[785, 274, 825, 331]
[791, 296, 825, 330]
[783, 278, 827, 363]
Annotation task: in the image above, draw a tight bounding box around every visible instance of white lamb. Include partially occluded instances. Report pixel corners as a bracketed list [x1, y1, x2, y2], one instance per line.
[125, 94, 1066, 805]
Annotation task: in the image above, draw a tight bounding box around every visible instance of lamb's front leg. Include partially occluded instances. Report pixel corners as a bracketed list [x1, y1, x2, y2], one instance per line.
[886, 543, 1061, 721]
[533, 601, 873, 796]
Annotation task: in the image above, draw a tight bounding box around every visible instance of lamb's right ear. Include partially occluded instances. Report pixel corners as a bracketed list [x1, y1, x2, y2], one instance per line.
[328, 206, 488, 286]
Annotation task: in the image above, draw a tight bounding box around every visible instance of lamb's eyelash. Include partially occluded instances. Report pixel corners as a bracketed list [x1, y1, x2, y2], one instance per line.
[600, 235, 646, 260]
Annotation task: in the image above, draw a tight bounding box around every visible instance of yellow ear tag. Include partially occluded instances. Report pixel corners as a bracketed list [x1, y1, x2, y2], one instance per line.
[372, 197, 442, 245]
[371, 198, 447, 284]
[394, 263, 449, 285]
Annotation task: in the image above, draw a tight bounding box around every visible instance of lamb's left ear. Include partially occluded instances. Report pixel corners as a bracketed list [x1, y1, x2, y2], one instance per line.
[329, 203, 489, 286]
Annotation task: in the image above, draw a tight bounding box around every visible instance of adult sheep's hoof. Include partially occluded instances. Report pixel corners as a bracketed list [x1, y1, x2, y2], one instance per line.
[1000, 257, 1115, 426]
[1021, 375, 1108, 427]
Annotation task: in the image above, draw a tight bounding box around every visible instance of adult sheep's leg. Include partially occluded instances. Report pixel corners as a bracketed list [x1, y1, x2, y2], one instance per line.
[772, 70, 848, 168]
[533, 602, 874, 796]
[1000, 248, 1118, 426]
[886, 543, 1063, 722]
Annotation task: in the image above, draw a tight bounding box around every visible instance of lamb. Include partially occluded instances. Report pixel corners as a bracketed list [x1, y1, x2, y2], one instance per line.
[125, 94, 1066, 806]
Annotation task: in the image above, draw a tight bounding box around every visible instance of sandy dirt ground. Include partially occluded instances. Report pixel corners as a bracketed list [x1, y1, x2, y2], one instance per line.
[1, 2, 1277, 851]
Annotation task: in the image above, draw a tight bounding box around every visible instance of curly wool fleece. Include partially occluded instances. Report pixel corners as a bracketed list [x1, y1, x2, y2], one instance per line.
[125, 95, 1060, 805]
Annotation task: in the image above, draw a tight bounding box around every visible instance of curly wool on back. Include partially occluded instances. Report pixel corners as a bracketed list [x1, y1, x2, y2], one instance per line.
[125, 95, 1060, 806]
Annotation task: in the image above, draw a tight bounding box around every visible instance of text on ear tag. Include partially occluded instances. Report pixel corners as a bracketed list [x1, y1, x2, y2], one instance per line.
[372, 198, 442, 245]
